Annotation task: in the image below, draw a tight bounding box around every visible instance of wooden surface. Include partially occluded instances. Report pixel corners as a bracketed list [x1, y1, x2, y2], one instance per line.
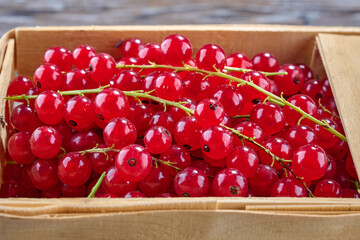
[1, 0, 360, 37]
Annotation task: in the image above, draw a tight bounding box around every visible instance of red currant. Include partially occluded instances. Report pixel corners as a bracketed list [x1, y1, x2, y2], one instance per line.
[161, 34, 192, 66]
[200, 126, 233, 160]
[173, 167, 209, 197]
[33, 64, 63, 91]
[89, 53, 117, 83]
[196, 44, 226, 71]
[58, 152, 92, 187]
[43, 47, 72, 71]
[30, 126, 62, 159]
[35, 90, 64, 125]
[72, 45, 96, 69]
[103, 117, 137, 149]
[213, 168, 248, 197]
[29, 159, 59, 191]
[65, 96, 96, 130]
[144, 126, 172, 154]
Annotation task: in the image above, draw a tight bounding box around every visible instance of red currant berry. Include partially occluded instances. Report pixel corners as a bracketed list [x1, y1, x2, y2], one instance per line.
[140, 71, 161, 93]
[250, 102, 285, 136]
[124, 191, 146, 198]
[43, 47, 72, 71]
[149, 112, 175, 135]
[341, 189, 360, 198]
[345, 154, 357, 179]
[155, 72, 184, 101]
[161, 34, 192, 66]
[115, 144, 152, 182]
[110, 70, 141, 91]
[59, 183, 86, 197]
[196, 44, 226, 71]
[213, 168, 248, 197]
[314, 179, 341, 198]
[169, 97, 196, 122]
[35, 90, 64, 125]
[300, 79, 325, 102]
[194, 98, 225, 128]
[273, 64, 305, 96]
[86, 143, 115, 174]
[127, 101, 155, 136]
[191, 160, 216, 177]
[160, 144, 191, 177]
[7, 76, 33, 99]
[258, 137, 292, 170]
[292, 144, 328, 180]
[252, 52, 279, 72]
[68, 130, 101, 152]
[225, 52, 253, 77]
[94, 88, 130, 127]
[89, 53, 117, 83]
[118, 38, 144, 58]
[283, 94, 317, 126]
[7, 132, 36, 164]
[29, 159, 59, 191]
[174, 167, 209, 197]
[103, 166, 137, 197]
[33, 64, 63, 91]
[138, 166, 172, 197]
[271, 178, 306, 197]
[58, 152, 92, 187]
[144, 126, 172, 154]
[226, 146, 259, 178]
[314, 118, 340, 149]
[248, 164, 279, 196]
[200, 126, 233, 160]
[173, 116, 202, 151]
[233, 121, 265, 149]
[63, 68, 98, 91]
[10, 104, 41, 132]
[138, 43, 166, 65]
[212, 85, 244, 117]
[296, 63, 314, 81]
[103, 117, 137, 149]
[65, 96, 96, 130]
[182, 72, 214, 101]
[0, 181, 27, 198]
[72, 45, 96, 69]
[30, 126, 62, 159]
[283, 125, 317, 151]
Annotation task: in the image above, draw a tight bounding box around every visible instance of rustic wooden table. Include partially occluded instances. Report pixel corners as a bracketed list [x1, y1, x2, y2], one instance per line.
[0, 0, 359, 36]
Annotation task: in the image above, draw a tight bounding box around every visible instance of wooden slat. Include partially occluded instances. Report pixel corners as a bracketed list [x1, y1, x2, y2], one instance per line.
[317, 34, 360, 179]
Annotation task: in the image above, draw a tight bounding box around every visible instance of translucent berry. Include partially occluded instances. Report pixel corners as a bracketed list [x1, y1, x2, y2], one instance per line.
[248, 164, 279, 196]
[161, 34, 192, 66]
[173, 167, 209, 197]
[250, 102, 285, 136]
[103, 117, 137, 149]
[10, 104, 41, 132]
[58, 152, 92, 187]
[213, 168, 248, 197]
[72, 45, 96, 69]
[138, 166, 172, 197]
[271, 178, 306, 197]
[226, 146, 259, 178]
[273, 64, 305, 96]
[196, 44, 226, 71]
[144, 126, 172, 154]
[314, 179, 341, 198]
[8, 132, 36, 164]
[173, 116, 202, 151]
[194, 98, 225, 128]
[155, 72, 184, 101]
[160, 144, 191, 177]
[103, 166, 137, 197]
[43, 47, 72, 71]
[29, 159, 59, 191]
[65, 96, 96, 130]
[118, 38, 144, 58]
[200, 126, 233, 160]
[30, 126, 62, 159]
[252, 52, 279, 72]
[35, 90, 65, 125]
[33, 64, 63, 91]
[88, 53, 117, 83]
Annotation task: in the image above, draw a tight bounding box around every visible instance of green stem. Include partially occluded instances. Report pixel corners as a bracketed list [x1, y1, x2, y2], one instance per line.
[230, 115, 250, 119]
[87, 172, 106, 198]
[224, 66, 287, 76]
[116, 63, 346, 142]
[152, 157, 182, 171]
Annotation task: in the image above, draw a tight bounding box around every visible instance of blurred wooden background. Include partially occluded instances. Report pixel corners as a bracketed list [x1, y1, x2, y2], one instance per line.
[0, 0, 359, 36]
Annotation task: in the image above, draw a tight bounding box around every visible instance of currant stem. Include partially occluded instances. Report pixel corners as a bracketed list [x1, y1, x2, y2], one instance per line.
[224, 66, 287, 76]
[87, 171, 106, 198]
[116, 63, 346, 142]
[152, 157, 182, 171]
[230, 115, 250, 119]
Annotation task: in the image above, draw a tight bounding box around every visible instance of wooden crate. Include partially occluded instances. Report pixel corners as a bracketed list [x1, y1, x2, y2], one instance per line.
[1, 25, 360, 240]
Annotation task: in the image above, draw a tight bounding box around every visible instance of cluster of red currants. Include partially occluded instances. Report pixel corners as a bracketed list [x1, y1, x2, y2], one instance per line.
[2, 34, 358, 199]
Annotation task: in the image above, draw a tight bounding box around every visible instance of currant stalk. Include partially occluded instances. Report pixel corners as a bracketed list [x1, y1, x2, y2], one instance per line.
[87, 171, 106, 198]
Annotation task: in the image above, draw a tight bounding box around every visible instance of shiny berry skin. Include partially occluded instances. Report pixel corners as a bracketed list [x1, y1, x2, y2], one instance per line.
[250, 102, 285, 136]
[252, 52, 279, 72]
[191, 160, 216, 177]
[300, 80, 324, 102]
[226, 146, 259, 178]
[138, 166, 172, 197]
[110, 70, 141, 91]
[115, 144, 152, 182]
[345, 154, 357, 179]
[94, 88, 130, 127]
[213, 168, 248, 197]
[43, 47, 72, 71]
[35, 90, 65, 125]
[173, 116, 202, 151]
[173, 167, 209, 197]
[271, 178, 307, 197]
[225, 52, 253, 77]
[72, 45, 96, 69]
[196, 44, 226, 71]
[194, 98, 225, 128]
[160, 144, 191, 177]
[123, 191, 146, 198]
[314, 118, 340, 149]
[314, 155, 337, 183]
[161, 34, 192, 66]
[88, 53, 117, 83]
[138, 43, 166, 65]
[149, 112, 175, 135]
[60, 183, 86, 198]
[204, 155, 226, 168]
[141, 71, 161, 93]
[29, 159, 59, 191]
[292, 144, 328, 180]
[182, 72, 214, 101]
[273, 64, 305, 96]
[212, 85, 244, 117]
[283, 94, 317, 126]
[127, 102, 155, 136]
[314, 179, 341, 198]
[233, 121, 265, 149]
[154, 72, 184, 101]
[283, 125, 317, 151]
[237, 71, 271, 114]
[7, 132, 36, 164]
[169, 97, 196, 122]
[63, 69, 97, 91]
[68, 131, 101, 152]
[65, 96, 96, 130]
[0, 181, 27, 198]
[30, 126, 62, 159]
[51, 121, 72, 151]
[10, 104, 41, 132]
[248, 164, 279, 197]
[86, 144, 115, 174]
[33, 64, 63, 91]
[200, 126, 233, 160]
[297, 63, 314, 81]
[118, 38, 144, 58]
[341, 189, 360, 198]
[7, 76, 33, 98]
[144, 126, 172, 154]
[259, 137, 293, 170]
[103, 117, 137, 149]
[58, 152, 92, 187]
[103, 166, 137, 197]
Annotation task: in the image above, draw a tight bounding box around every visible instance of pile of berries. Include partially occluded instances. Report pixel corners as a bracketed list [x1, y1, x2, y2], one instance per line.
[1, 34, 358, 199]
